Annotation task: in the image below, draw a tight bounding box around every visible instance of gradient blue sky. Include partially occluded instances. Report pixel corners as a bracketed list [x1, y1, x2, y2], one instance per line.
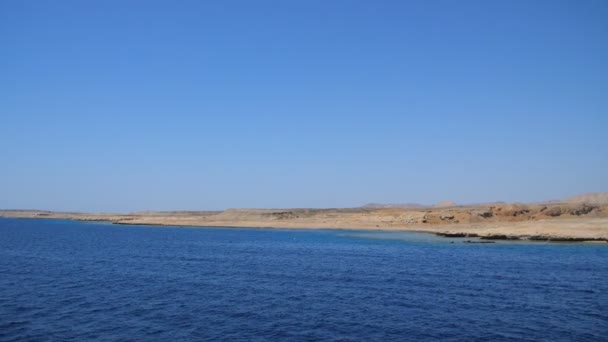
[1, 0, 607, 211]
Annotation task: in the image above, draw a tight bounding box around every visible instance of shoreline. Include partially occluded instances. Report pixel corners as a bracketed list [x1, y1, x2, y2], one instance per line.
[2, 206, 608, 243]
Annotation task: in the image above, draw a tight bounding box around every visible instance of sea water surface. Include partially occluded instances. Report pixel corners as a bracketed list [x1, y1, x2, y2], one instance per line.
[1, 218, 607, 341]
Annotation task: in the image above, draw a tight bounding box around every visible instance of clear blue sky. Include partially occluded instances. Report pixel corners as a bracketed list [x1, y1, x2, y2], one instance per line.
[1, 0, 607, 212]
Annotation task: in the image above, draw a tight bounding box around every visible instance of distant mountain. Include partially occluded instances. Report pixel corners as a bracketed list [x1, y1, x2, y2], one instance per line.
[564, 192, 608, 205]
[362, 201, 459, 209]
[434, 201, 457, 208]
[361, 203, 427, 209]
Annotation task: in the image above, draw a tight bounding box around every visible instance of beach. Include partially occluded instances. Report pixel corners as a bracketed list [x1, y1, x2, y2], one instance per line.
[2, 201, 607, 242]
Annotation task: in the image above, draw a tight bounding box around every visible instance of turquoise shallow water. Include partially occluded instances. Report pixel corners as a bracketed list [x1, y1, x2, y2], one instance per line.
[1, 218, 607, 341]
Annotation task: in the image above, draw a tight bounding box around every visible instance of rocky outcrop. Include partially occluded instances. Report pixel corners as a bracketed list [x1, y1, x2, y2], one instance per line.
[540, 204, 597, 217]
[568, 204, 596, 216]
[421, 211, 466, 224]
[492, 204, 530, 217]
[543, 207, 563, 217]
[470, 209, 493, 218]
[262, 211, 299, 220]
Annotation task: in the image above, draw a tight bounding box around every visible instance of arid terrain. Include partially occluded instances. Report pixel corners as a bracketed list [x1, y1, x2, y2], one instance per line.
[2, 193, 608, 242]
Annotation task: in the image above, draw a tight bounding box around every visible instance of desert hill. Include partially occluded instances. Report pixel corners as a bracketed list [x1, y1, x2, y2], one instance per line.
[564, 192, 608, 205]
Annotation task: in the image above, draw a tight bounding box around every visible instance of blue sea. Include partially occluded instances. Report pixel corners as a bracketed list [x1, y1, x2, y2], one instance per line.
[1, 218, 607, 341]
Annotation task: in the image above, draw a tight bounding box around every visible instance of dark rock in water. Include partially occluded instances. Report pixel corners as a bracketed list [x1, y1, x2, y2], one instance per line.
[480, 235, 520, 240]
[527, 236, 607, 243]
[480, 234, 507, 240]
[436, 232, 480, 238]
[464, 240, 495, 244]
[436, 232, 467, 238]
[548, 237, 607, 242]
[529, 235, 550, 241]
[548, 237, 586, 242]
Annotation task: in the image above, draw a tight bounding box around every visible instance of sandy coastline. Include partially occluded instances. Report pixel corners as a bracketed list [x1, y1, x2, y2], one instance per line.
[2, 201, 608, 242]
